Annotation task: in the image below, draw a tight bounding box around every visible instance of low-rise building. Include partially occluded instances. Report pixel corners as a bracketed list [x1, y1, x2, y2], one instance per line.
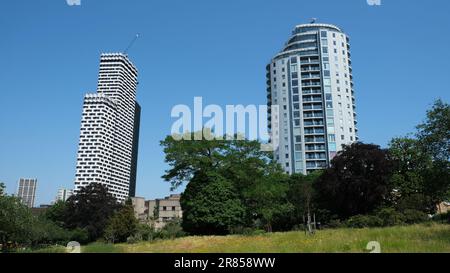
[131, 194, 182, 230]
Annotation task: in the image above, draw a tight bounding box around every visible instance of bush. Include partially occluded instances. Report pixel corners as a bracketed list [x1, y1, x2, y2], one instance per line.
[69, 228, 90, 245]
[402, 209, 429, 224]
[160, 219, 185, 240]
[375, 208, 405, 227]
[346, 215, 383, 228]
[135, 224, 156, 241]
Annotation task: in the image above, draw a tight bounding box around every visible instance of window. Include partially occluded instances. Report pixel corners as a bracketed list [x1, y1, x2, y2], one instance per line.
[328, 134, 336, 142]
[172, 206, 176, 211]
[322, 47, 328, 54]
[321, 31, 327, 37]
[341, 135, 345, 140]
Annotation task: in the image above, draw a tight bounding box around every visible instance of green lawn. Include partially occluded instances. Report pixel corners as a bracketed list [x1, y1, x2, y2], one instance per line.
[80, 223, 450, 253]
[25, 223, 450, 253]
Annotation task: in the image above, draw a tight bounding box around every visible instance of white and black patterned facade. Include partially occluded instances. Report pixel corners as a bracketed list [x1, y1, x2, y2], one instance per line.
[74, 53, 140, 202]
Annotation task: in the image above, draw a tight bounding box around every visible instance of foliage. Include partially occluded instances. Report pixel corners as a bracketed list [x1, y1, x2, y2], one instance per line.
[161, 133, 287, 234]
[375, 208, 405, 227]
[287, 172, 322, 227]
[43, 200, 67, 227]
[104, 199, 138, 243]
[314, 143, 394, 219]
[346, 215, 383, 228]
[416, 99, 450, 162]
[402, 209, 429, 224]
[64, 183, 121, 242]
[244, 172, 293, 232]
[0, 195, 35, 246]
[160, 218, 186, 239]
[180, 171, 246, 235]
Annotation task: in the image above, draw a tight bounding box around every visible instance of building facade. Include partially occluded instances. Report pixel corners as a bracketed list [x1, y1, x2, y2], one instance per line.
[131, 194, 183, 230]
[56, 188, 73, 202]
[74, 53, 141, 202]
[16, 178, 37, 208]
[267, 23, 358, 175]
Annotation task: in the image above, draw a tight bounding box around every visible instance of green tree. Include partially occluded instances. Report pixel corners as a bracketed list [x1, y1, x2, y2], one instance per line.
[416, 99, 450, 210]
[416, 99, 450, 162]
[104, 199, 138, 243]
[161, 132, 283, 234]
[0, 195, 34, 246]
[180, 171, 245, 235]
[314, 143, 394, 219]
[64, 183, 120, 242]
[287, 172, 321, 227]
[43, 200, 67, 227]
[245, 172, 293, 232]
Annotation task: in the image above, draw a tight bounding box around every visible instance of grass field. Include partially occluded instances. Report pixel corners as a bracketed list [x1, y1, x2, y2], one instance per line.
[26, 223, 450, 253]
[79, 224, 450, 253]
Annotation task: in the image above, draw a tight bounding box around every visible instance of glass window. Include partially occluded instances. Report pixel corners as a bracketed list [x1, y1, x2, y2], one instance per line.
[321, 31, 327, 37]
[292, 87, 299, 94]
[328, 134, 336, 142]
[322, 47, 328, 54]
[327, 118, 334, 126]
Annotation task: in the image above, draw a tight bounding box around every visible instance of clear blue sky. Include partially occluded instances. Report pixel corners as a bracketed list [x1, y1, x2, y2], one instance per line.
[1, 0, 449, 205]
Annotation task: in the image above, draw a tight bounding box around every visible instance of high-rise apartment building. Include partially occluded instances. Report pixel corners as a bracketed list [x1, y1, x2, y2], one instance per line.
[267, 23, 358, 175]
[74, 53, 141, 202]
[56, 188, 73, 202]
[16, 178, 37, 208]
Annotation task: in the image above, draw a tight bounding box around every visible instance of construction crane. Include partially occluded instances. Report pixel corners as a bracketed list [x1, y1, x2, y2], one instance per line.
[124, 33, 140, 55]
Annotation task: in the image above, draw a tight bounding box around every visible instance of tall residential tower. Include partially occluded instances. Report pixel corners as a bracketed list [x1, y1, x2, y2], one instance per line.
[74, 53, 141, 202]
[16, 178, 37, 208]
[267, 23, 358, 175]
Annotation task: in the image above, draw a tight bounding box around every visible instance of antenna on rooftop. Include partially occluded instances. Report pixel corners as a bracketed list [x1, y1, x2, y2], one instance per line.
[124, 33, 140, 55]
[310, 18, 317, 24]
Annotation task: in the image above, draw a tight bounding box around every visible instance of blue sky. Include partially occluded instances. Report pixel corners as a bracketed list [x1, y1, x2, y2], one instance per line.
[0, 0, 449, 205]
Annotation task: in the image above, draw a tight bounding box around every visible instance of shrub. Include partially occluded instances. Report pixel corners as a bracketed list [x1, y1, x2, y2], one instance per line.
[135, 224, 156, 241]
[346, 215, 383, 228]
[375, 208, 405, 227]
[402, 209, 429, 224]
[69, 228, 90, 245]
[160, 219, 185, 239]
